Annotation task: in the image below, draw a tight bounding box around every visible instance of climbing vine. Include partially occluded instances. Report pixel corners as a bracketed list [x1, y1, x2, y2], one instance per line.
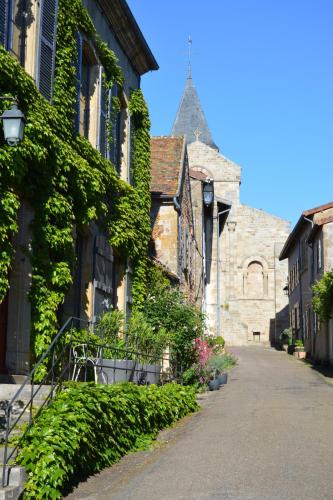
[0, 0, 152, 365]
[312, 270, 333, 322]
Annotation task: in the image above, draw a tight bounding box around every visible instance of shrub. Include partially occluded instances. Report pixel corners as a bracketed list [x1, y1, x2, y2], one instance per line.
[126, 310, 170, 363]
[18, 382, 198, 499]
[280, 327, 292, 345]
[206, 353, 237, 375]
[94, 309, 124, 343]
[312, 270, 333, 322]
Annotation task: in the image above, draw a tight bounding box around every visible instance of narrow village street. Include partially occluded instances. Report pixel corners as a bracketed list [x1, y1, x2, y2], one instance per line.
[66, 346, 333, 500]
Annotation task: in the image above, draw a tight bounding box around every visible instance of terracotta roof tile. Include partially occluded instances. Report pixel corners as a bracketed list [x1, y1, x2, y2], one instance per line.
[150, 136, 185, 196]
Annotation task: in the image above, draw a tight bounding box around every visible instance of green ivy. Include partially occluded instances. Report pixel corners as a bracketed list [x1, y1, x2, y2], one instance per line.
[0, 0, 152, 364]
[18, 382, 199, 499]
[312, 270, 333, 322]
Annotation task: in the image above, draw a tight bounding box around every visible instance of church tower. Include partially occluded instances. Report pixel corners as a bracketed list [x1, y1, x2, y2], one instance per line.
[171, 73, 218, 150]
[171, 71, 290, 345]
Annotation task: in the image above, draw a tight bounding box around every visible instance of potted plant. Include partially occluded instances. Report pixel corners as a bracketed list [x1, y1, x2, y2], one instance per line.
[293, 340, 306, 359]
[280, 328, 292, 352]
[206, 353, 236, 387]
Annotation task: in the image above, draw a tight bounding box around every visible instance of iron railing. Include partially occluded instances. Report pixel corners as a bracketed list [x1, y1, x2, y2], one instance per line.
[1, 316, 173, 488]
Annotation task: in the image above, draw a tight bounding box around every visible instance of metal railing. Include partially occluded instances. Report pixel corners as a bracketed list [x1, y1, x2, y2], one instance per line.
[1, 317, 173, 488]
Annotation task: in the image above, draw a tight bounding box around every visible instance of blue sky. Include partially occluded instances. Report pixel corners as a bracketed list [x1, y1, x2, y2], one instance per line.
[127, 0, 333, 226]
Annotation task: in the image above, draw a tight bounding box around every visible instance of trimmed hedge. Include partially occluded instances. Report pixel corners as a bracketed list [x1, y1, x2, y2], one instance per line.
[18, 382, 199, 499]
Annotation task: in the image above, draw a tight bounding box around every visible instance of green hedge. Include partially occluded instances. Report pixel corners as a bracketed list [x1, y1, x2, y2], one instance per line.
[18, 382, 199, 499]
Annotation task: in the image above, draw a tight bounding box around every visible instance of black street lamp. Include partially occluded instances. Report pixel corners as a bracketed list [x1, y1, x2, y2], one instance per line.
[0, 100, 25, 146]
[203, 180, 214, 207]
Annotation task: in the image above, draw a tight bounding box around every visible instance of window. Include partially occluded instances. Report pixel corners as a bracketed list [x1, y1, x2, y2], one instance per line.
[246, 261, 264, 298]
[98, 68, 107, 157]
[300, 238, 308, 271]
[1, 0, 26, 64]
[92, 234, 114, 322]
[108, 88, 125, 175]
[37, 0, 58, 101]
[317, 239, 322, 271]
[75, 34, 99, 137]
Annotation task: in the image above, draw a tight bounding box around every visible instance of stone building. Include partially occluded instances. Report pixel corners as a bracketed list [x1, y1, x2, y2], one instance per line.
[171, 73, 290, 345]
[150, 136, 200, 302]
[279, 202, 333, 363]
[0, 0, 157, 374]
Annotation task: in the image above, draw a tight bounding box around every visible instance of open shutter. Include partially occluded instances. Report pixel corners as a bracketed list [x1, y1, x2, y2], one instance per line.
[0, 0, 9, 48]
[98, 67, 107, 157]
[92, 235, 114, 322]
[37, 0, 58, 101]
[74, 32, 82, 133]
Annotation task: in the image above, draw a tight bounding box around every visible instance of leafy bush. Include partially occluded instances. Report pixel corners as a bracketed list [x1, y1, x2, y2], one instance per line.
[143, 268, 205, 375]
[18, 382, 198, 499]
[294, 340, 304, 348]
[126, 311, 169, 363]
[312, 270, 333, 322]
[280, 327, 292, 345]
[94, 310, 124, 343]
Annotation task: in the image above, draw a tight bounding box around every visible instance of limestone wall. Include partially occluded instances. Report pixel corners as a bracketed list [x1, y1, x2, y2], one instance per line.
[187, 140, 290, 345]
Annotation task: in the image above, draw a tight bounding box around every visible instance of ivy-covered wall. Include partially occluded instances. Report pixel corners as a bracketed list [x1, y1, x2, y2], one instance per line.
[0, 0, 152, 366]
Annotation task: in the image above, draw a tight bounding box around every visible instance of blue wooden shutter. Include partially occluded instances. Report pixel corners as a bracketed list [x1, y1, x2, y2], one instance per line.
[74, 32, 82, 133]
[0, 0, 10, 48]
[98, 67, 107, 157]
[37, 0, 58, 101]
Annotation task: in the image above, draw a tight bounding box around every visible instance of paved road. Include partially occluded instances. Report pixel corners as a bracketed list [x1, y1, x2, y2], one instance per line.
[66, 347, 333, 500]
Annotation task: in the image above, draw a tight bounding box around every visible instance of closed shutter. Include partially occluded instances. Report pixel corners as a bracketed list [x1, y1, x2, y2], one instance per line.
[0, 0, 9, 48]
[37, 0, 58, 101]
[98, 67, 107, 157]
[74, 32, 83, 133]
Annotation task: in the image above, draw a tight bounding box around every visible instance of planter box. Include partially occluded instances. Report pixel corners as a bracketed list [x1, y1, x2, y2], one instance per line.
[293, 351, 306, 360]
[97, 359, 160, 385]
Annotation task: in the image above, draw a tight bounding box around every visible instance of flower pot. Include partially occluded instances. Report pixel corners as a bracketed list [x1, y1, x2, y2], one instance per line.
[216, 373, 228, 385]
[208, 379, 220, 391]
[293, 350, 306, 360]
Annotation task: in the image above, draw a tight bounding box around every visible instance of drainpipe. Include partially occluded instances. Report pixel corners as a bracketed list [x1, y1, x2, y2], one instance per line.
[214, 208, 231, 337]
[173, 196, 181, 278]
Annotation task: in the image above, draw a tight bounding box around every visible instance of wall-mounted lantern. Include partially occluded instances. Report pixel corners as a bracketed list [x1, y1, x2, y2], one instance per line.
[0, 100, 25, 146]
[203, 180, 214, 207]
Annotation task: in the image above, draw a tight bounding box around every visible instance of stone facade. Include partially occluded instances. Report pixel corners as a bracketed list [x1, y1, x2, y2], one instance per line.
[150, 137, 199, 302]
[187, 141, 290, 345]
[0, 0, 157, 374]
[170, 75, 290, 345]
[280, 202, 333, 363]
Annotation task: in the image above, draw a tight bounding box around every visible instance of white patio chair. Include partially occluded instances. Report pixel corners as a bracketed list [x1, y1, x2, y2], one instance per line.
[71, 343, 108, 384]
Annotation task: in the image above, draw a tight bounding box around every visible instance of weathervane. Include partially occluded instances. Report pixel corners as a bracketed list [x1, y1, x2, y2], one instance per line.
[188, 35, 192, 79]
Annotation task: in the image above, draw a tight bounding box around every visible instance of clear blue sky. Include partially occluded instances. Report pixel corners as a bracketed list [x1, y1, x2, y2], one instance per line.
[127, 0, 333, 226]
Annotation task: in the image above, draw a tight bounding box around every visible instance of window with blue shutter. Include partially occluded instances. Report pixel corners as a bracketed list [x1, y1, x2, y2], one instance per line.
[0, 0, 10, 48]
[108, 84, 123, 174]
[98, 67, 107, 157]
[1, 0, 26, 64]
[37, 0, 58, 101]
[74, 32, 83, 133]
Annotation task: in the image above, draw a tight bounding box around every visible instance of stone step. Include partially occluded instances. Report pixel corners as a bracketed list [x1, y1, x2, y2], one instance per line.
[0, 467, 26, 500]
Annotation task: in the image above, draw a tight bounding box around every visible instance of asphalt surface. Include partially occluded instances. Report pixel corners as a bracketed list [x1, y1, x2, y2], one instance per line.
[65, 347, 333, 500]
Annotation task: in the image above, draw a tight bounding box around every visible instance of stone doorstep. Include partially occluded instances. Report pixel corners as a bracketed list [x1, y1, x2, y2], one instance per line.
[0, 467, 26, 500]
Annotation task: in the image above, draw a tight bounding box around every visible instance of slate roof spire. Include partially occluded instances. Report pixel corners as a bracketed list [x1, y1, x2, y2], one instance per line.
[171, 70, 218, 150]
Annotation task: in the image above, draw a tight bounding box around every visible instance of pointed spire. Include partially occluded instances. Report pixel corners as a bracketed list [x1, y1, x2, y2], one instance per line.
[171, 61, 218, 150]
